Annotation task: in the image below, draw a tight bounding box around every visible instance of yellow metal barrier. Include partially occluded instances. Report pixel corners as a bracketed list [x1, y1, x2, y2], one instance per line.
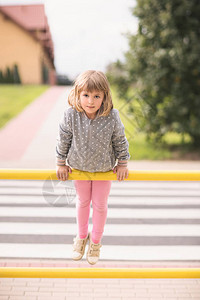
[0, 267, 200, 278]
[0, 168, 200, 278]
[0, 168, 200, 181]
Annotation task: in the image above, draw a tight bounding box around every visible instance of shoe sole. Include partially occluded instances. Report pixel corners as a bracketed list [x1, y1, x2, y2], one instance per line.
[72, 255, 84, 261]
[86, 257, 98, 265]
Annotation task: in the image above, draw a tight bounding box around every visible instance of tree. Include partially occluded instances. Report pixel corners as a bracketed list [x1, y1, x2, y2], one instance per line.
[5, 67, 14, 83]
[13, 64, 21, 84]
[0, 70, 4, 83]
[106, 60, 131, 99]
[108, 0, 200, 147]
[42, 63, 49, 84]
[56, 74, 73, 86]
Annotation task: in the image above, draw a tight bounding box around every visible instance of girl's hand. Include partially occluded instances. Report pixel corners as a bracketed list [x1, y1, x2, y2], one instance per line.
[113, 166, 129, 182]
[56, 165, 72, 181]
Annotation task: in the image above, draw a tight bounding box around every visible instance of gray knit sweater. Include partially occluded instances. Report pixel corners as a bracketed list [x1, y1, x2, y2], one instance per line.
[56, 106, 130, 172]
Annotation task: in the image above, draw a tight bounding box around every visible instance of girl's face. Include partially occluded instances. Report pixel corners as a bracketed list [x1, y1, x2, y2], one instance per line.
[79, 90, 104, 119]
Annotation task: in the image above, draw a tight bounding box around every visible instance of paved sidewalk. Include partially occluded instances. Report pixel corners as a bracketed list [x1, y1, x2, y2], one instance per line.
[0, 259, 200, 300]
[0, 86, 67, 168]
[128, 160, 200, 170]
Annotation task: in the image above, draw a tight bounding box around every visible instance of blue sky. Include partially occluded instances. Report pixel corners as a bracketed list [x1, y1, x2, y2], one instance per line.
[0, 0, 138, 79]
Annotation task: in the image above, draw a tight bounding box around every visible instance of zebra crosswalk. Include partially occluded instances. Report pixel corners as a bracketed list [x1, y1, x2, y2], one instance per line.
[0, 179, 200, 261]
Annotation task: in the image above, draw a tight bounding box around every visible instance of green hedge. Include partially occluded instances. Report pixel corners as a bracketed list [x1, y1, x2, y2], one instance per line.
[0, 64, 21, 84]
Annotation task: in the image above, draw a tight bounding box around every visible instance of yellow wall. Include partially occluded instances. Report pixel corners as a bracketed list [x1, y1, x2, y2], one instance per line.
[0, 12, 55, 84]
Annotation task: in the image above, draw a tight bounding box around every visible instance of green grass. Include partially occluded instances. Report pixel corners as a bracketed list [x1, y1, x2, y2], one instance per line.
[111, 86, 198, 160]
[0, 84, 49, 129]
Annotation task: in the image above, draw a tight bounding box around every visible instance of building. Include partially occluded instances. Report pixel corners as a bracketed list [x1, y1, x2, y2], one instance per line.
[0, 4, 56, 85]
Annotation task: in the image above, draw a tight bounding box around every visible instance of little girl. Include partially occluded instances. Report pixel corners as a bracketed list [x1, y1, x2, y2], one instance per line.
[56, 70, 130, 265]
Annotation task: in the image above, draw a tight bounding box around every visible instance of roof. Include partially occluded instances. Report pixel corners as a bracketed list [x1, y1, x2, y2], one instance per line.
[0, 4, 54, 63]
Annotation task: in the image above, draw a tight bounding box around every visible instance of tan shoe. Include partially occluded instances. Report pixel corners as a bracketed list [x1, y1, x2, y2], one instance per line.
[86, 232, 102, 265]
[72, 234, 89, 261]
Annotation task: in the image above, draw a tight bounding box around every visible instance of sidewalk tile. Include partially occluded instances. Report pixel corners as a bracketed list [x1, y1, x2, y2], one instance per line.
[9, 297, 37, 300]
[0, 260, 200, 300]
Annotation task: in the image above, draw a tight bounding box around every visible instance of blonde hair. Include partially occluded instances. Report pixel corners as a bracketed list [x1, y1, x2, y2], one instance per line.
[68, 70, 113, 117]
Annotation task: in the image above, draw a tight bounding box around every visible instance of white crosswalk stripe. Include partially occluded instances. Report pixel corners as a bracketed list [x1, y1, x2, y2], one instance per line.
[0, 206, 200, 218]
[0, 244, 200, 260]
[1, 223, 200, 236]
[0, 180, 200, 261]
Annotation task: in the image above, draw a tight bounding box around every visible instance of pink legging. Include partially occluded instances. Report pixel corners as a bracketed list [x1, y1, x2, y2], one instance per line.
[74, 180, 112, 244]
